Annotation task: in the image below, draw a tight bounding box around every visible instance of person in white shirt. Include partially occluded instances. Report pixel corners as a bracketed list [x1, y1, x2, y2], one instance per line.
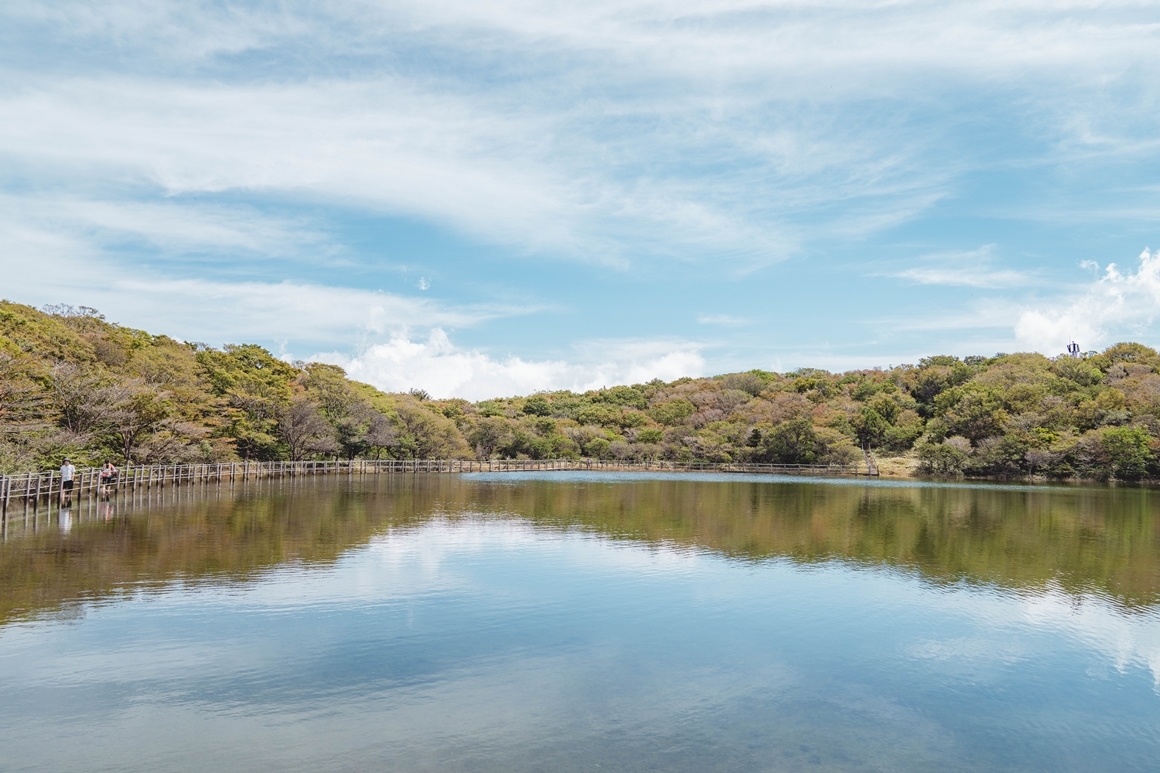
[60, 459, 76, 504]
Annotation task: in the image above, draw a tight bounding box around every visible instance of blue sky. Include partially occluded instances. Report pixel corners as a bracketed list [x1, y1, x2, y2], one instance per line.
[2, 1, 1159, 398]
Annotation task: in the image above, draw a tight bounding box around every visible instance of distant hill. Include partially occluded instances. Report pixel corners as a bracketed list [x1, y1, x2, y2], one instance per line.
[3, 299, 1159, 480]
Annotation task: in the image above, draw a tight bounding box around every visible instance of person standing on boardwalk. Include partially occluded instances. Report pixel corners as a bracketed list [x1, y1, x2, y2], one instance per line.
[99, 461, 118, 499]
[59, 458, 76, 505]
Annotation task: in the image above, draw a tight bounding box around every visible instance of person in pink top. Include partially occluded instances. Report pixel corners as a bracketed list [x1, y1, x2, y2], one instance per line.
[98, 461, 118, 499]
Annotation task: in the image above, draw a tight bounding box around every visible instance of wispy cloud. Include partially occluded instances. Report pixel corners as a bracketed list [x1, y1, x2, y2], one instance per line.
[12, 1, 1157, 87]
[1, 0, 1159, 381]
[0, 192, 333, 263]
[68, 275, 519, 347]
[891, 246, 1036, 289]
[17, 0, 1147, 269]
[895, 265, 1034, 289]
[3, 1, 1154, 274]
[697, 314, 749, 326]
[0, 214, 525, 346]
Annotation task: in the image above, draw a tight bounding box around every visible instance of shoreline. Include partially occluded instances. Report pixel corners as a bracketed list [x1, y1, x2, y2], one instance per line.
[4, 457, 1155, 513]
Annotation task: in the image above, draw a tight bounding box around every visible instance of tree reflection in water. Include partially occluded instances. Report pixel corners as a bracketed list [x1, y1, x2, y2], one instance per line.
[3, 473, 1159, 625]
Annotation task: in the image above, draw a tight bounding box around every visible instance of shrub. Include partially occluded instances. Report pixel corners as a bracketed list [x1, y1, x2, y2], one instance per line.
[916, 436, 971, 476]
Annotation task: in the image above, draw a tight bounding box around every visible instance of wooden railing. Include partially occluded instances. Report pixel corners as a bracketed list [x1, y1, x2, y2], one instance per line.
[0, 457, 873, 511]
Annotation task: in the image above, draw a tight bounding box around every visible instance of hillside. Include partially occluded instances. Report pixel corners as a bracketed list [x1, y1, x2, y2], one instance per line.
[3, 300, 1160, 480]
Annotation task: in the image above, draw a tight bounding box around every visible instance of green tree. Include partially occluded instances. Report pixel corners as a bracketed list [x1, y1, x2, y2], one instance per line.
[522, 395, 552, 416]
[648, 399, 695, 426]
[105, 382, 171, 463]
[1095, 426, 1154, 480]
[935, 382, 1008, 442]
[756, 418, 819, 464]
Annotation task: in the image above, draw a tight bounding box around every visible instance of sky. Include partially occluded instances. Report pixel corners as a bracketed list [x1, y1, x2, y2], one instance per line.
[1, 1, 1159, 399]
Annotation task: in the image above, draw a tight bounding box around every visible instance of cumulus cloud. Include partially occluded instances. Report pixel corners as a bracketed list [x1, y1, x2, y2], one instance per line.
[1015, 249, 1160, 354]
[312, 330, 705, 400]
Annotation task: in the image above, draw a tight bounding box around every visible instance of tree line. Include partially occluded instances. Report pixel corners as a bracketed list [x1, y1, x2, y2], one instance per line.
[3, 300, 1160, 480]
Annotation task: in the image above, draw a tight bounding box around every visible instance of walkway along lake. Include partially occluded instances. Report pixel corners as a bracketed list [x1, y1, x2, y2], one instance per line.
[0, 457, 875, 512]
[2, 472, 1160, 771]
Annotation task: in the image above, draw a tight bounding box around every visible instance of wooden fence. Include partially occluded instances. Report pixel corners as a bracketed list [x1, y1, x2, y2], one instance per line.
[0, 458, 873, 512]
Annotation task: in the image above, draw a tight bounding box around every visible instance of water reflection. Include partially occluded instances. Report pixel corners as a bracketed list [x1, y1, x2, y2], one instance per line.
[3, 473, 1160, 625]
[2, 474, 1160, 773]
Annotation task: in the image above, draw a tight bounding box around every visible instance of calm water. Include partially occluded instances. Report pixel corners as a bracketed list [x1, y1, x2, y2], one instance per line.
[3, 472, 1160, 772]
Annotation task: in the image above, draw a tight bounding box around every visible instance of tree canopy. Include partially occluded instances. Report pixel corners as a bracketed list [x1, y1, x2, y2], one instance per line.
[4, 300, 1160, 480]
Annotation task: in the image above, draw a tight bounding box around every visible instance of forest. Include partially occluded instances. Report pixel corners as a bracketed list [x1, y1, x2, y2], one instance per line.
[3, 300, 1160, 480]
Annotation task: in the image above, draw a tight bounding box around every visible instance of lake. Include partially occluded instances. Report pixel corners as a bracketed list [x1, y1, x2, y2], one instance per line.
[2, 472, 1160, 772]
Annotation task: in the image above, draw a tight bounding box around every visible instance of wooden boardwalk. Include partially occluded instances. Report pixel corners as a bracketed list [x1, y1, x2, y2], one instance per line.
[0, 457, 875, 513]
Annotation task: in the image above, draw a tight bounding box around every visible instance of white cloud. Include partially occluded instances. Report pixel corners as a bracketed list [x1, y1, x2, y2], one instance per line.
[895, 265, 1033, 289]
[0, 75, 828, 271]
[10, 1, 1159, 86]
[1, 0, 1159, 369]
[0, 202, 535, 346]
[111, 278, 507, 344]
[313, 330, 705, 400]
[893, 246, 1035, 289]
[14, 0, 1153, 270]
[0, 78, 592, 253]
[0, 223, 512, 346]
[1015, 249, 1160, 353]
[0, 191, 331, 260]
[697, 314, 749, 326]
